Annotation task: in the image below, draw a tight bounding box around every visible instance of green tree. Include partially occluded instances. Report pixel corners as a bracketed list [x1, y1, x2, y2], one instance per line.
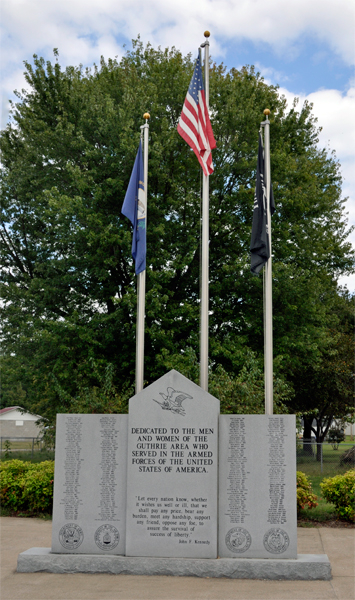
[289, 290, 354, 458]
[1, 40, 353, 423]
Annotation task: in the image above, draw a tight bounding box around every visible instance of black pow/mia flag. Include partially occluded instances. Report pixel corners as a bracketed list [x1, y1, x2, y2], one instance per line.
[250, 133, 275, 274]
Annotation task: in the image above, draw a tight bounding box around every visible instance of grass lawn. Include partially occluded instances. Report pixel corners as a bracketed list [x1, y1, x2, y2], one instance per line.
[0, 439, 43, 450]
[0, 449, 55, 463]
[296, 440, 354, 477]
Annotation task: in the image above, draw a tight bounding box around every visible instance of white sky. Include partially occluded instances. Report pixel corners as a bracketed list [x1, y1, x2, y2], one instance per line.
[1, 0, 354, 289]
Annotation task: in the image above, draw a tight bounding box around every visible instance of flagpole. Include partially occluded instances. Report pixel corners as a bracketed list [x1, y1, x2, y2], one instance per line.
[199, 31, 210, 392]
[136, 112, 150, 394]
[262, 108, 273, 414]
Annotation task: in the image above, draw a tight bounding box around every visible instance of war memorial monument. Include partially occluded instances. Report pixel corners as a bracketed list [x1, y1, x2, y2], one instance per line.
[17, 33, 331, 580]
[17, 370, 331, 579]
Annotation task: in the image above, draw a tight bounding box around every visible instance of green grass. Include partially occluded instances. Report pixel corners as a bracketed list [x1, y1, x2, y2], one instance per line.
[0, 449, 55, 463]
[296, 459, 350, 478]
[344, 435, 355, 443]
[0, 439, 45, 451]
[296, 442, 354, 477]
[3, 441, 34, 450]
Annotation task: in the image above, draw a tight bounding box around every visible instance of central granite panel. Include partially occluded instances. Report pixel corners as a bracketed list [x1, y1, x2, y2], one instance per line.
[125, 370, 220, 558]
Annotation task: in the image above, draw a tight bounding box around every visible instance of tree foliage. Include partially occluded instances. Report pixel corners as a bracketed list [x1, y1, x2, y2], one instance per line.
[0, 39, 354, 423]
[292, 290, 354, 450]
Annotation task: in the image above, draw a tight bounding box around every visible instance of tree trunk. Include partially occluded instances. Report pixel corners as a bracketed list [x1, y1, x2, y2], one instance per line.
[314, 415, 333, 462]
[303, 416, 314, 456]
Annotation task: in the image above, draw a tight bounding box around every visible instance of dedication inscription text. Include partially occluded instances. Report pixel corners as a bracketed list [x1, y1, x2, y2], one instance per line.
[125, 370, 219, 558]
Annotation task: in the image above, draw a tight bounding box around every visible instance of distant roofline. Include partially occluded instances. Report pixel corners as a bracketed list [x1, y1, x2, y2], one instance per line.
[0, 406, 42, 419]
[0, 406, 21, 415]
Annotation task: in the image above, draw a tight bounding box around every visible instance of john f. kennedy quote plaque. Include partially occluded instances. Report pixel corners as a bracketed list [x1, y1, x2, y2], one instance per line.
[125, 370, 220, 558]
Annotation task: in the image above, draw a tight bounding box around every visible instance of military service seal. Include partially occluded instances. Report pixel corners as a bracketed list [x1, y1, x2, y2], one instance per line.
[59, 523, 84, 549]
[225, 527, 252, 553]
[94, 524, 120, 551]
[263, 528, 290, 554]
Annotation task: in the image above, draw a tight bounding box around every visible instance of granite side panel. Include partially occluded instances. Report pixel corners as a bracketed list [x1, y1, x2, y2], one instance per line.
[51, 414, 128, 555]
[218, 415, 297, 559]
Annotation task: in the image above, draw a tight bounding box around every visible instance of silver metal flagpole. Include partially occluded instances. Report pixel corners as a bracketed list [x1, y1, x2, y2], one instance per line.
[262, 108, 273, 414]
[136, 112, 150, 394]
[200, 31, 210, 392]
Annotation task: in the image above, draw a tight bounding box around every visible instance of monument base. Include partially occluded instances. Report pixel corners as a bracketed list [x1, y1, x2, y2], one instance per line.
[17, 548, 332, 580]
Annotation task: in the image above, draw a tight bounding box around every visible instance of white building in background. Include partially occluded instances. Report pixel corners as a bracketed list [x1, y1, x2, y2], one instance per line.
[345, 422, 355, 437]
[0, 406, 42, 438]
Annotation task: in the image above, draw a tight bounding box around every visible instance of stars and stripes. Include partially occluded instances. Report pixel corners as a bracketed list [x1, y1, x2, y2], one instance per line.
[177, 53, 216, 176]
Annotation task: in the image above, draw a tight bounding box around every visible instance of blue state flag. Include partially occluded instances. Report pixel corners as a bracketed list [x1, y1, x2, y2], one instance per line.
[121, 141, 146, 274]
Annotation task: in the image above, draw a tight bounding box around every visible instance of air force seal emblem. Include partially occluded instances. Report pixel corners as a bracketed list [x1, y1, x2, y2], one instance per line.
[94, 524, 120, 551]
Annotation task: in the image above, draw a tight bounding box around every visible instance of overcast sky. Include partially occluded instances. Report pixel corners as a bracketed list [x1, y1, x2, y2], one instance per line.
[1, 0, 354, 290]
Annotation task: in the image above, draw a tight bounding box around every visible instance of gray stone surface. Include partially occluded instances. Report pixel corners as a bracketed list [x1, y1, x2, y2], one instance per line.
[17, 548, 332, 580]
[218, 415, 297, 559]
[125, 370, 220, 558]
[51, 414, 128, 555]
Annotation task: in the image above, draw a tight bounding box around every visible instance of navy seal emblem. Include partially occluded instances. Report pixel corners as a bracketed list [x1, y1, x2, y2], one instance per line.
[263, 528, 290, 554]
[152, 387, 192, 416]
[59, 523, 84, 549]
[225, 527, 252, 553]
[94, 524, 120, 551]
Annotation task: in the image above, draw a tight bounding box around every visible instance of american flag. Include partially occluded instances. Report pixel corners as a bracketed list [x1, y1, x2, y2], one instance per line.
[177, 54, 216, 176]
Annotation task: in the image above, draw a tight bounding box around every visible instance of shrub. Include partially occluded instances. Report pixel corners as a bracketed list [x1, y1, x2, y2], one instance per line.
[327, 428, 345, 450]
[21, 461, 54, 512]
[296, 471, 318, 513]
[320, 470, 355, 521]
[0, 459, 54, 513]
[3, 440, 12, 458]
[0, 459, 30, 510]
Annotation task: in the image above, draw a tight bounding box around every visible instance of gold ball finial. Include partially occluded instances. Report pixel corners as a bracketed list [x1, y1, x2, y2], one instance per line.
[204, 31, 210, 38]
[263, 108, 271, 116]
[143, 112, 150, 120]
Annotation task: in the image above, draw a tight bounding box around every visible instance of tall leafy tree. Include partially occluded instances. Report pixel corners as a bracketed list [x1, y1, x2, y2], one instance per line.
[1, 40, 353, 423]
[287, 290, 354, 456]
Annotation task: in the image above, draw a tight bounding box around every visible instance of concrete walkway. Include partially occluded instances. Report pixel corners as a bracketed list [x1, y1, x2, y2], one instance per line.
[1, 517, 354, 600]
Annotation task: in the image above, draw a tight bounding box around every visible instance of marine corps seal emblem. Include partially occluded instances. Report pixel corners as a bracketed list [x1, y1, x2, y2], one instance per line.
[225, 527, 252, 553]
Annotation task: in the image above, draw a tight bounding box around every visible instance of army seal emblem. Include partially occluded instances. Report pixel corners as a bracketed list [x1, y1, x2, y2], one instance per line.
[59, 523, 84, 549]
[225, 527, 252, 553]
[94, 524, 120, 551]
[263, 528, 290, 554]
